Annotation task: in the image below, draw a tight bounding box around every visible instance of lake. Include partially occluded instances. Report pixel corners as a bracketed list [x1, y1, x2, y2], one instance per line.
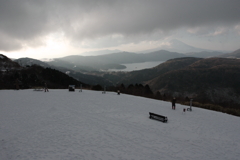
[108, 61, 164, 72]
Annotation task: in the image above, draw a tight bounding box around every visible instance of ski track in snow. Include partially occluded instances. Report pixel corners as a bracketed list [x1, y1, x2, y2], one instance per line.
[0, 89, 240, 160]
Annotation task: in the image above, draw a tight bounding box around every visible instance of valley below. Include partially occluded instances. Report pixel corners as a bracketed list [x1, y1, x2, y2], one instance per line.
[1, 48, 240, 116]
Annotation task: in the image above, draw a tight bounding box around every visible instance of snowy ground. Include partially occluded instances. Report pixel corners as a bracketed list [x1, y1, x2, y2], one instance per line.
[0, 89, 240, 160]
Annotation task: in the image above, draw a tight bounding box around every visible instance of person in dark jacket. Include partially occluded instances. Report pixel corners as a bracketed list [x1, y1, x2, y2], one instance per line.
[44, 82, 49, 92]
[172, 97, 176, 110]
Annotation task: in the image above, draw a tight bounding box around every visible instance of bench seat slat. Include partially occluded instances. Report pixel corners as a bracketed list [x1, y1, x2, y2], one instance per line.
[149, 112, 168, 123]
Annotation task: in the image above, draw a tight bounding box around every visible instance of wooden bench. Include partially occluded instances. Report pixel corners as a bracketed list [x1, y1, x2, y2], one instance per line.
[149, 112, 168, 123]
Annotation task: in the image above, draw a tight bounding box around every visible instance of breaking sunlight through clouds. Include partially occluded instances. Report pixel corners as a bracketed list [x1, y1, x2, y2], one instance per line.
[0, 0, 240, 59]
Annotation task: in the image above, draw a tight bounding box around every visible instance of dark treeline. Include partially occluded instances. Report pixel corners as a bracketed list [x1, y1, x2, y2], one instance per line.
[0, 65, 89, 89]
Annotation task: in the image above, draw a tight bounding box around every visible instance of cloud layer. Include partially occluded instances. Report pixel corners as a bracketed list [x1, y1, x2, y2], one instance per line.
[0, 0, 240, 52]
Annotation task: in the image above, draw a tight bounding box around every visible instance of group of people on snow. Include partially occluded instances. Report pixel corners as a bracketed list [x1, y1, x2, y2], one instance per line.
[171, 97, 187, 112]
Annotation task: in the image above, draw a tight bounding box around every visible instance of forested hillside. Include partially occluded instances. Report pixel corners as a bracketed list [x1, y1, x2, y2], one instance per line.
[105, 57, 240, 110]
[0, 54, 88, 89]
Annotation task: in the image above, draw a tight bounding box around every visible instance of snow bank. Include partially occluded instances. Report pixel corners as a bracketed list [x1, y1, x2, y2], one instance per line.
[0, 89, 239, 160]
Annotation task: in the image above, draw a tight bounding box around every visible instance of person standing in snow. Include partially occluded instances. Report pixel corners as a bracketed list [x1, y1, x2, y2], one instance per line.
[172, 97, 176, 110]
[44, 82, 49, 92]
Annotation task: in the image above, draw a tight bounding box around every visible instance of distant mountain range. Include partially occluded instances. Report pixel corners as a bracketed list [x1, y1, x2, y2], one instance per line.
[219, 49, 240, 58]
[51, 50, 186, 71]
[43, 49, 225, 72]
[11, 39, 231, 73]
[184, 51, 225, 58]
[78, 49, 122, 56]
[42, 39, 230, 72]
[18, 39, 222, 73]
[14, 48, 229, 73]
[139, 39, 228, 54]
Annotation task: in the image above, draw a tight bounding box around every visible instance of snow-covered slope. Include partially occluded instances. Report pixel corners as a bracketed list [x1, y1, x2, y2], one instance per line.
[0, 89, 239, 160]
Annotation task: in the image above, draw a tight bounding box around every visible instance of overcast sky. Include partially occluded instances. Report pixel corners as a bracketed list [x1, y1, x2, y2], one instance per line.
[1, 0, 240, 59]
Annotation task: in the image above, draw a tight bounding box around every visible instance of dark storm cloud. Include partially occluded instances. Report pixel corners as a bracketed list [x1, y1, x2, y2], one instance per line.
[72, 0, 240, 37]
[0, 1, 49, 38]
[0, 0, 240, 51]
